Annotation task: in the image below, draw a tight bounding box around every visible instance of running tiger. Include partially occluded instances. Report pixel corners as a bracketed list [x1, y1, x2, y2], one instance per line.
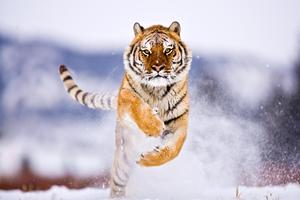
[59, 21, 192, 198]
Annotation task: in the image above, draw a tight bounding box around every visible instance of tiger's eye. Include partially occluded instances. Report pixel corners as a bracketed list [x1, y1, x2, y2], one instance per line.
[142, 49, 150, 56]
[165, 48, 173, 55]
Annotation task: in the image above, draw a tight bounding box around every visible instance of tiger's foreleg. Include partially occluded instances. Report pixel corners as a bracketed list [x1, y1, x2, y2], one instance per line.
[118, 89, 164, 137]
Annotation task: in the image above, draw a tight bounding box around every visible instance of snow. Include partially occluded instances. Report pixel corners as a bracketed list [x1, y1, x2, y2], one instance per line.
[0, 36, 299, 199]
[0, 184, 299, 200]
[0, 187, 108, 200]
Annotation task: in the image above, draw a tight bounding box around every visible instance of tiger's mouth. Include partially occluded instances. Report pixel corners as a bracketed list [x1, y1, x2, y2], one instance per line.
[147, 75, 165, 80]
[154, 74, 164, 78]
[145, 71, 171, 80]
[148, 75, 167, 81]
[140, 70, 177, 87]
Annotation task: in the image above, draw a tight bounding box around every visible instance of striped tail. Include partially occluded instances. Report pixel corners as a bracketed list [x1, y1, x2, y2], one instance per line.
[59, 65, 117, 110]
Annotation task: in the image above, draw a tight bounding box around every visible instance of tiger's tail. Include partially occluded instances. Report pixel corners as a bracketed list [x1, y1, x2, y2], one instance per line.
[59, 65, 117, 110]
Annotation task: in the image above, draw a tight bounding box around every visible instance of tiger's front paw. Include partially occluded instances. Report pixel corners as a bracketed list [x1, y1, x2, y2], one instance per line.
[137, 146, 171, 167]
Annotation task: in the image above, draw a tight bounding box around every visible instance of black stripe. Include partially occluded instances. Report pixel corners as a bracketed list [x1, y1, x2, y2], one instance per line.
[164, 109, 188, 125]
[125, 45, 136, 63]
[161, 83, 175, 99]
[91, 94, 96, 107]
[177, 64, 187, 74]
[165, 81, 185, 105]
[179, 41, 188, 55]
[135, 60, 143, 67]
[67, 85, 77, 93]
[143, 38, 151, 46]
[115, 162, 129, 183]
[126, 48, 141, 75]
[113, 179, 125, 188]
[82, 92, 88, 105]
[178, 41, 191, 68]
[169, 92, 187, 111]
[126, 44, 135, 59]
[137, 54, 143, 65]
[100, 94, 105, 107]
[115, 170, 127, 183]
[128, 63, 140, 76]
[173, 49, 177, 57]
[141, 84, 154, 96]
[63, 75, 72, 82]
[126, 45, 143, 75]
[117, 160, 129, 178]
[107, 96, 112, 108]
[126, 75, 141, 98]
[175, 46, 185, 73]
[172, 60, 182, 65]
[161, 37, 168, 42]
[116, 162, 129, 180]
[131, 46, 143, 73]
[59, 66, 68, 74]
[174, 45, 183, 65]
[75, 89, 82, 101]
[134, 61, 143, 68]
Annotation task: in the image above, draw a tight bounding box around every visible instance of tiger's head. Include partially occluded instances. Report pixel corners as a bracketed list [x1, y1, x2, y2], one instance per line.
[124, 22, 192, 87]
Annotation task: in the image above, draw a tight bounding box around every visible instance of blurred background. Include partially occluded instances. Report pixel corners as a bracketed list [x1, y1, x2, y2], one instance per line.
[0, 0, 300, 194]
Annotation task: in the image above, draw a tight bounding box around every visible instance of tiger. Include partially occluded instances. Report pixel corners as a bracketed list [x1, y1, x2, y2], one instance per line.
[59, 21, 192, 198]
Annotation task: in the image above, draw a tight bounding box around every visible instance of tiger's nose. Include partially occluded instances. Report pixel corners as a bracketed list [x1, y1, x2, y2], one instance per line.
[151, 64, 165, 72]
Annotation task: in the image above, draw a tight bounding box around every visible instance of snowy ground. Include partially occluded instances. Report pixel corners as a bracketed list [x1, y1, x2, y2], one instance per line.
[0, 184, 300, 200]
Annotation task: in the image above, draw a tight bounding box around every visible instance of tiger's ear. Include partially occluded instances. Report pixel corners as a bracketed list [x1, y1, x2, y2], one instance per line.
[169, 21, 181, 36]
[133, 22, 144, 36]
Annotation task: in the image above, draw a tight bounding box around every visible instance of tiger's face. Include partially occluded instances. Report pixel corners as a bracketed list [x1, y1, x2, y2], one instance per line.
[124, 22, 192, 87]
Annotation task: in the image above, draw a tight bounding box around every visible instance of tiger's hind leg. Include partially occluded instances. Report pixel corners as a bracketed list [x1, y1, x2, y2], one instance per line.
[110, 126, 133, 198]
[110, 150, 132, 198]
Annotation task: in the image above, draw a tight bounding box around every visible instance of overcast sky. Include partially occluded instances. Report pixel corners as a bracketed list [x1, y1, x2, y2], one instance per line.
[1, 0, 300, 64]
